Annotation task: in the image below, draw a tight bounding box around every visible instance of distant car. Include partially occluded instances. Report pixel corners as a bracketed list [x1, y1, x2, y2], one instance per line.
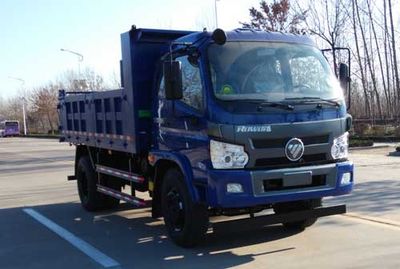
[0, 120, 20, 137]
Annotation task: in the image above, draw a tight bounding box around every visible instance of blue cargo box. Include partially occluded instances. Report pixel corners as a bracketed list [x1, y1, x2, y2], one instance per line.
[58, 27, 193, 153]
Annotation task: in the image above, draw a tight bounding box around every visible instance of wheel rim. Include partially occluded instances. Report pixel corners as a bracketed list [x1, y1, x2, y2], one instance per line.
[166, 188, 185, 232]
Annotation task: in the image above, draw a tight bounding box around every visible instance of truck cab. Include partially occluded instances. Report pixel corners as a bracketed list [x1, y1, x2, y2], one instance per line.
[59, 27, 353, 247]
[154, 29, 353, 209]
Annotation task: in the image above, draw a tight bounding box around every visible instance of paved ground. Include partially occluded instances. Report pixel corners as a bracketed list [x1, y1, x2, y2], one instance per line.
[1, 137, 400, 269]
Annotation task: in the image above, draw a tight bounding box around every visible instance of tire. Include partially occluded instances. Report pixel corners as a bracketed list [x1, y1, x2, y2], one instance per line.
[161, 168, 209, 247]
[76, 156, 120, 211]
[273, 199, 322, 230]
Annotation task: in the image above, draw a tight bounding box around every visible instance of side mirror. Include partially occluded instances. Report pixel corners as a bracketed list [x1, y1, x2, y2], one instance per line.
[163, 61, 183, 100]
[339, 63, 351, 110]
[345, 114, 352, 132]
[339, 63, 350, 90]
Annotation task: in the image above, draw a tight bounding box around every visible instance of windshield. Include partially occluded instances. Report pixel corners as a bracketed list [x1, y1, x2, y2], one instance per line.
[5, 121, 19, 127]
[208, 42, 343, 103]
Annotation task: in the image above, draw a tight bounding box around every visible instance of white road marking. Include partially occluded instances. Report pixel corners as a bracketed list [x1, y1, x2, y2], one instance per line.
[23, 208, 120, 268]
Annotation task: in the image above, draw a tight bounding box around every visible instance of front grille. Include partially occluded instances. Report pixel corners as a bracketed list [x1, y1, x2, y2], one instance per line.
[263, 174, 327, 192]
[254, 153, 329, 169]
[252, 135, 329, 149]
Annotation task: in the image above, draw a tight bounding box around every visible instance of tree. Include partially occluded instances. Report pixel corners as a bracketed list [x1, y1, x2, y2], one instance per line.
[351, 0, 370, 118]
[0, 96, 24, 124]
[354, 0, 382, 120]
[296, 0, 349, 77]
[383, 0, 393, 116]
[0, 96, 5, 120]
[241, 0, 307, 33]
[366, 0, 389, 119]
[290, 0, 400, 120]
[58, 67, 106, 91]
[387, 0, 400, 116]
[30, 84, 59, 134]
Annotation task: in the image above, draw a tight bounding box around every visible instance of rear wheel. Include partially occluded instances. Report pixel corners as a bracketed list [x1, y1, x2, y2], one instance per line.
[76, 156, 120, 211]
[161, 168, 209, 247]
[273, 199, 322, 230]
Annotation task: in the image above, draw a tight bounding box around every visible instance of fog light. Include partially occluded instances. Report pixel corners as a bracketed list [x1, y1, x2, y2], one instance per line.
[340, 172, 352, 186]
[227, 183, 243, 193]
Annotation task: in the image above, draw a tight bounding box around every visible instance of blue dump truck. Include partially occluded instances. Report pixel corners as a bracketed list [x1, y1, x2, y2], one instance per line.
[58, 26, 354, 247]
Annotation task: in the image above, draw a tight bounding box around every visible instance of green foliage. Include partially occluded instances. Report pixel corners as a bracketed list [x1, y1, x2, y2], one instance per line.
[349, 137, 373, 147]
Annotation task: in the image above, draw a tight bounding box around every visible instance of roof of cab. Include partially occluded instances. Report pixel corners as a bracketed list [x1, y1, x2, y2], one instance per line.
[225, 29, 315, 46]
[124, 27, 315, 47]
[176, 28, 316, 47]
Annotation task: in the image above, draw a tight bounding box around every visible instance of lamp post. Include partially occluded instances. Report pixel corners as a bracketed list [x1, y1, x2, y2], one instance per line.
[214, 0, 219, 28]
[60, 48, 84, 77]
[8, 76, 27, 136]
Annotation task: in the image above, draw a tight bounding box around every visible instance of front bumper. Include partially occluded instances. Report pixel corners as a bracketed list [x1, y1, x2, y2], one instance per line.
[206, 161, 353, 208]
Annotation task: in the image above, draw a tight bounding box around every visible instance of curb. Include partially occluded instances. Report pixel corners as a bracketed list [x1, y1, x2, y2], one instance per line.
[24, 135, 59, 140]
[349, 145, 390, 151]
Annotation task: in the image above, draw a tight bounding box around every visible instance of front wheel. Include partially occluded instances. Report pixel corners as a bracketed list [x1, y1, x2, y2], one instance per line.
[273, 199, 322, 230]
[161, 168, 209, 248]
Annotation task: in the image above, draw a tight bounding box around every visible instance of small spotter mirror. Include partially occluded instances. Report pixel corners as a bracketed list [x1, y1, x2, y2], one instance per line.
[212, 28, 227, 45]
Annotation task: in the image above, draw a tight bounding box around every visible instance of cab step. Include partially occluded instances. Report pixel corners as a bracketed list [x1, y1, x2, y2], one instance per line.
[96, 164, 145, 183]
[97, 185, 148, 207]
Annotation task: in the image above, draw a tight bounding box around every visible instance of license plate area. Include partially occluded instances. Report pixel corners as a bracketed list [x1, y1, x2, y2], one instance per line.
[283, 171, 312, 187]
[263, 172, 326, 192]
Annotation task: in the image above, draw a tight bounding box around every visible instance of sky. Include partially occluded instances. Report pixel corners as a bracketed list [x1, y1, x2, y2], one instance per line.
[0, 0, 261, 99]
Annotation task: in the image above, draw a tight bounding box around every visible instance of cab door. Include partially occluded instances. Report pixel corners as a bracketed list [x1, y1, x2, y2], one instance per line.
[157, 54, 207, 151]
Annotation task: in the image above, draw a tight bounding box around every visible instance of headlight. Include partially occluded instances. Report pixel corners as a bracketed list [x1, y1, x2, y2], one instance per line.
[210, 140, 249, 169]
[331, 132, 349, 159]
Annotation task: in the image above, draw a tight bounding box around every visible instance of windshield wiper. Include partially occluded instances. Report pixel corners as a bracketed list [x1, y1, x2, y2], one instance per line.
[220, 98, 296, 110]
[221, 99, 294, 111]
[257, 101, 294, 111]
[284, 97, 341, 107]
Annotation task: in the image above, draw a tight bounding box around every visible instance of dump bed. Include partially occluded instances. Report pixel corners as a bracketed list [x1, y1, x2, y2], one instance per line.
[58, 27, 193, 153]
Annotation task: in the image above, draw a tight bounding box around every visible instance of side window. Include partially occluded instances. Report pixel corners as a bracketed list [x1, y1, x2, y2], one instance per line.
[177, 55, 203, 111]
[158, 56, 203, 111]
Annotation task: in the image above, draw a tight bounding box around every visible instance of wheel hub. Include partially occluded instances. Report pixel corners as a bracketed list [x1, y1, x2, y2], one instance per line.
[166, 189, 184, 231]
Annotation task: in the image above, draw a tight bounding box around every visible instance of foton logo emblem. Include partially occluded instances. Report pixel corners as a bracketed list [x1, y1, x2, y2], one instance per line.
[285, 138, 304, 161]
[236, 125, 271, 133]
